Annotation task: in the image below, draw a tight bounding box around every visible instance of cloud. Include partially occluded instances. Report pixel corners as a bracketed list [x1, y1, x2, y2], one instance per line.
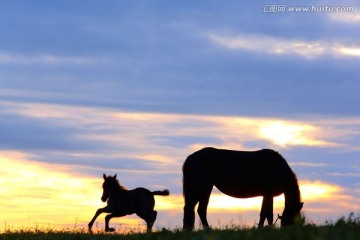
[0, 52, 96, 65]
[208, 33, 360, 59]
[290, 162, 328, 167]
[1, 101, 356, 164]
[1, 101, 360, 229]
[218, 117, 338, 148]
[4, 102, 342, 151]
[328, 11, 360, 24]
[257, 120, 334, 147]
[328, 172, 360, 177]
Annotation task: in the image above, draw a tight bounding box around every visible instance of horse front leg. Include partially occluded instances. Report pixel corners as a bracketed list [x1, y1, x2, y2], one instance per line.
[259, 195, 273, 227]
[105, 213, 126, 232]
[88, 206, 111, 232]
[266, 197, 274, 225]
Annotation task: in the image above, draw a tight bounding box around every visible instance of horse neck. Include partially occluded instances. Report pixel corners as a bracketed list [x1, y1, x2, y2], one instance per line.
[109, 182, 127, 198]
[284, 191, 300, 209]
[284, 179, 301, 210]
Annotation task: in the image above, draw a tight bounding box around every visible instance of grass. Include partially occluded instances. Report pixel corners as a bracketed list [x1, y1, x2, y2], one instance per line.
[0, 214, 359, 240]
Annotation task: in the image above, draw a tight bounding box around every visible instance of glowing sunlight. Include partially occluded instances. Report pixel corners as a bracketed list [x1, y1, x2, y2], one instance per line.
[258, 121, 326, 147]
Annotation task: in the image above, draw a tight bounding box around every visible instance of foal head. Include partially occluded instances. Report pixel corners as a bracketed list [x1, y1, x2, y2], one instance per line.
[101, 173, 122, 202]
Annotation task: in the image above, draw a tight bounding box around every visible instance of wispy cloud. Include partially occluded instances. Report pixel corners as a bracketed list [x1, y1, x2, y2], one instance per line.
[208, 33, 360, 59]
[328, 12, 360, 24]
[290, 162, 328, 167]
[0, 101, 340, 155]
[1, 101, 356, 160]
[0, 52, 96, 65]
[328, 172, 360, 177]
[1, 102, 360, 229]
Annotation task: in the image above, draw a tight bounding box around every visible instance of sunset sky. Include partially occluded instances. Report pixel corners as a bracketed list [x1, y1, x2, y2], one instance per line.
[1, 0, 359, 231]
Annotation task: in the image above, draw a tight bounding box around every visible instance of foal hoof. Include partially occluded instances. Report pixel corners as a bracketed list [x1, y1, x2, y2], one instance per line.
[105, 228, 115, 232]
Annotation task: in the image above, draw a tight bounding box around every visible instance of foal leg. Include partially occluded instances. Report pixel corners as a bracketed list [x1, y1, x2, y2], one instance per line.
[147, 210, 157, 232]
[105, 213, 125, 232]
[136, 210, 157, 232]
[259, 195, 273, 227]
[88, 206, 111, 232]
[197, 185, 213, 229]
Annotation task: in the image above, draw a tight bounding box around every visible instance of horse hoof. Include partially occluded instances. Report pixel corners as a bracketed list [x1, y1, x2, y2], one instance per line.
[105, 228, 115, 232]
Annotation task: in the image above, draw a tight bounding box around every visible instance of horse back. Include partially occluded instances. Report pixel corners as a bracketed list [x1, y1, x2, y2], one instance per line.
[183, 147, 285, 173]
[108, 188, 155, 215]
[183, 147, 294, 198]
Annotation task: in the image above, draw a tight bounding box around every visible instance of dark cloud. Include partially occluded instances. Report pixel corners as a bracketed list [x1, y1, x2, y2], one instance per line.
[0, 113, 86, 151]
[1, 1, 360, 117]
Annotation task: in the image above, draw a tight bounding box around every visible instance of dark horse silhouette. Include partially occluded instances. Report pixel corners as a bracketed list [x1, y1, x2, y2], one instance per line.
[88, 174, 170, 232]
[183, 147, 303, 230]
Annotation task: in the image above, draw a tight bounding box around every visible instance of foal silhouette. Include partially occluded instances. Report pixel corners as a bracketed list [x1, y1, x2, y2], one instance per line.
[88, 174, 169, 232]
[183, 147, 303, 230]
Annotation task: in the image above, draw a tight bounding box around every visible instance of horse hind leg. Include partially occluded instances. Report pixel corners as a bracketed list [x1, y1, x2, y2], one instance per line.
[147, 210, 157, 232]
[197, 185, 213, 229]
[183, 196, 199, 230]
[183, 187, 199, 230]
[136, 210, 157, 232]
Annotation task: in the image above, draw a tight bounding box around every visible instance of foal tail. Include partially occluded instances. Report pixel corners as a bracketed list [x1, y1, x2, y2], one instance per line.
[152, 189, 170, 196]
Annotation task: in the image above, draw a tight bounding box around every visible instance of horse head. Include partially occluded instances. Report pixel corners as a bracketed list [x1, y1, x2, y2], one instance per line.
[280, 202, 304, 227]
[101, 173, 117, 202]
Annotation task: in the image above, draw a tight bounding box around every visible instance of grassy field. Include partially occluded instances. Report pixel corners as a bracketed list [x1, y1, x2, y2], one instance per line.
[0, 214, 359, 240]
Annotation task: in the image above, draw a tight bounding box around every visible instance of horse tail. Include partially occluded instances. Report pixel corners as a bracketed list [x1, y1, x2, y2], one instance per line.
[152, 189, 170, 196]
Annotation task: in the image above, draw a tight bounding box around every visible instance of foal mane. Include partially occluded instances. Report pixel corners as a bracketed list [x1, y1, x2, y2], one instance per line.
[114, 179, 127, 190]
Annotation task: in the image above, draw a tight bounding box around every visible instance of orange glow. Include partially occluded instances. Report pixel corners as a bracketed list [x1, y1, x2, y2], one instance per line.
[154, 195, 183, 210]
[160, 181, 349, 214]
[300, 180, 342, 201]
[0, 151, 143, 230]
[156, 181, 346, 214]
[0, 152, 357, 230]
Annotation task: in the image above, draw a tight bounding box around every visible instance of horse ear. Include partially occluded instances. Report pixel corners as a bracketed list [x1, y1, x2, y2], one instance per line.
[113, 174, 117, 179]
[103, 173, 106, 180]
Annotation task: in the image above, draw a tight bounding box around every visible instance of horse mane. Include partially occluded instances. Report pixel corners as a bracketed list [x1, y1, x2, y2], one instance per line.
[276, 152, 301, 205]
[289, 171, 301, 201]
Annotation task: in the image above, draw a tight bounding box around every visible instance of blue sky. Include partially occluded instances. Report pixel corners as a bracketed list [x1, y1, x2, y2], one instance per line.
[0, 0, 359, 230]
